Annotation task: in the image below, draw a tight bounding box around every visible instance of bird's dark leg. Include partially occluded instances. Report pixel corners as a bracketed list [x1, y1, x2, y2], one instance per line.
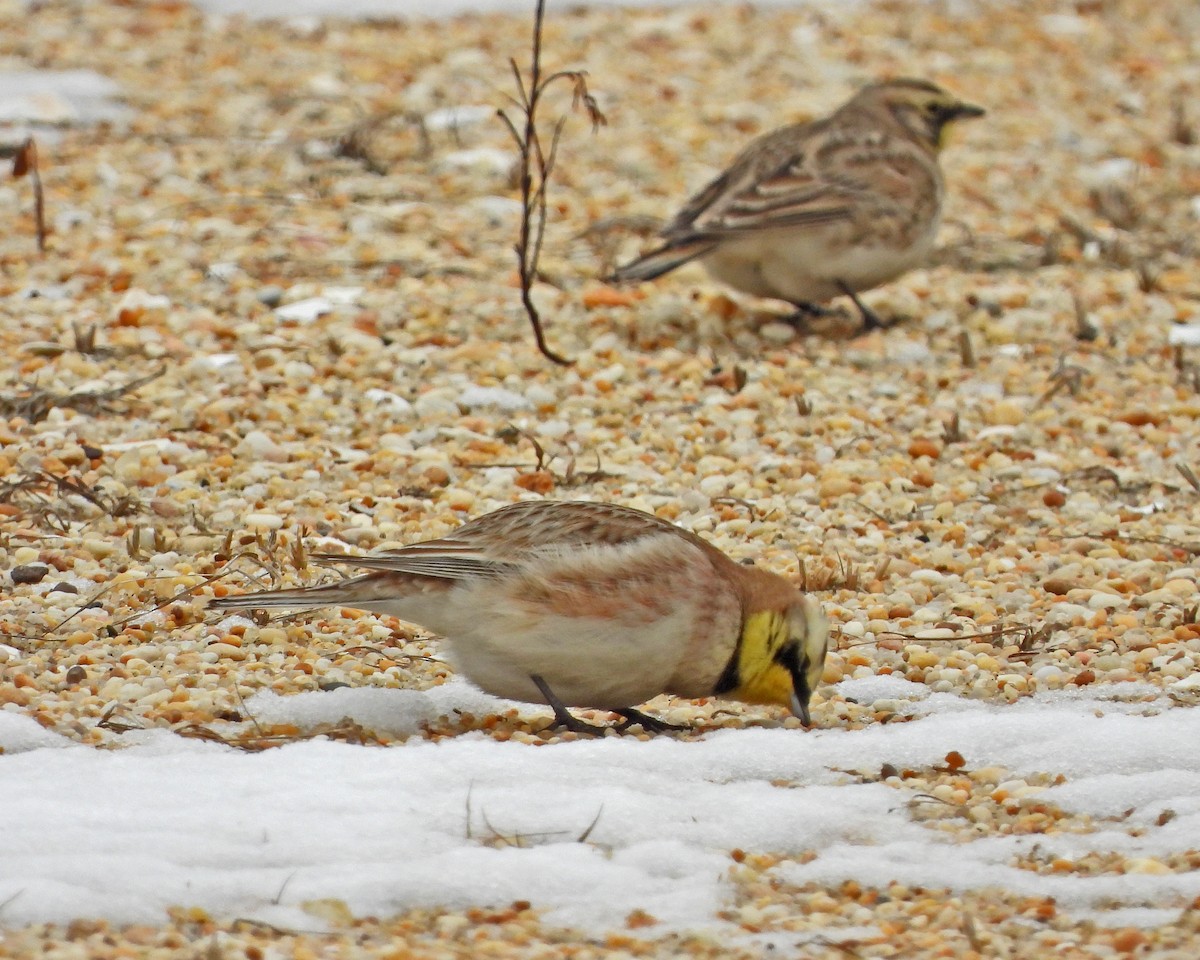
[530, 674, 608, 735]
[836, 281, 886, 332]
[613, 707, 689, 734]
[782, 300, 837, 329]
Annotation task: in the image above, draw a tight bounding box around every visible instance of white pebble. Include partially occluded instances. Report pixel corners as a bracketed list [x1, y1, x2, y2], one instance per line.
[525, 384, 557, 408]
[758, 322, 796, 344]
[245, 513, 284, 530]
[237, 430, 288, 463]
[457, 385, 531, 412]
[424, 104, 494, 131]
[275, 297, 333, 323]
[413, 393, 461, 419]
[439, 147, 512, 175]
[364, 388, 415, 417]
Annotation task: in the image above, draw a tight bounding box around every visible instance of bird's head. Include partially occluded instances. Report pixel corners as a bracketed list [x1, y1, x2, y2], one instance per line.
[862, 78, 985, 150]
[726, 594, 830, 725]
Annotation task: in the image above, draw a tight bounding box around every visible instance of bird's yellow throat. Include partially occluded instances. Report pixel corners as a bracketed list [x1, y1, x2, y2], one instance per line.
[730, 610, 795, 708]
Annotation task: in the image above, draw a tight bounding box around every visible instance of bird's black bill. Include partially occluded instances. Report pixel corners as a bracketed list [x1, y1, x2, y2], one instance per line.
[948, 102, 985, 121]
[789, 663, 813, 726]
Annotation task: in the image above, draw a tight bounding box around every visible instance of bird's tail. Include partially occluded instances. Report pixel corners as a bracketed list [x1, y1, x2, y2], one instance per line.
[606, 239, 715, 284]
[207, 579, 366, 613]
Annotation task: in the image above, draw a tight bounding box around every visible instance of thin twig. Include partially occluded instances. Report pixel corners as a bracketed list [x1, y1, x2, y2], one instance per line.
[498, 0, 606, 365]
[10, 137, 46, 252]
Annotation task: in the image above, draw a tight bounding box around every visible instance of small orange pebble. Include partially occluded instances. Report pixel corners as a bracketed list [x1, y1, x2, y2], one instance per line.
[907, 438, 941, 459]
[944, 750, 966, 771]
[625, 909, 658, 929]
[1116, 410, 1163, 427]
[1111, 928, 1145, 953]
[707, 293, 740, 320]
[514, 470, 554, 493]
[352, 314, 380, 337]
[581, 285, 641, 309]
[1043, 488, 1066, 508]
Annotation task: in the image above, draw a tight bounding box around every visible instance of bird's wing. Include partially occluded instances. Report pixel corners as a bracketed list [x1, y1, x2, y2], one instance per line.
[663, 122, 904, 239]
[311, 549, 516, 582]
[312, 501, 709, 582]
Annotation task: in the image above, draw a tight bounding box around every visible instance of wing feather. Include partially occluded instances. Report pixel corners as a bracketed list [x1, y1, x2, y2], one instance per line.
[312, 551, 517, 582]
[662, 119, 921, 240]
[315, 502, 721, 583]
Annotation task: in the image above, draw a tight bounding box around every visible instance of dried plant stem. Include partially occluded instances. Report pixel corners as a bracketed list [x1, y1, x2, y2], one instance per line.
[10, 137, 47, 252]
[498, 0, 605, 366]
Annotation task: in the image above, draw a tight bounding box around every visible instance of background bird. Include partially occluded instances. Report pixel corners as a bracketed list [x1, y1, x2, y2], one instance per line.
[210, 500, 830, 733]
[608, 78, 984, 330]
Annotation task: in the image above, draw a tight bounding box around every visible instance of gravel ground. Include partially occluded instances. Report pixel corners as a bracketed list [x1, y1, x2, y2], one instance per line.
[2, 0, 1199, 956]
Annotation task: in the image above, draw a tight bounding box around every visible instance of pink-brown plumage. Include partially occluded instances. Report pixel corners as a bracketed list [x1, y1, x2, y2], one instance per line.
[209, 501, 829, 726]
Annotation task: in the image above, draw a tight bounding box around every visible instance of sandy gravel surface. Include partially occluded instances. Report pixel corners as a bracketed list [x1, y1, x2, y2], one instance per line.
[2, 0, 1199, 956]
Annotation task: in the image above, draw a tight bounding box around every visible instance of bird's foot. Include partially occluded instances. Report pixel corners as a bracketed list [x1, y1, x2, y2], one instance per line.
[835, 282, 891, 333]
[541, 710, 611, 736]
[530, 674, 609, 736]
[782, 301, 839, 330]
[613, 708, 689, 734]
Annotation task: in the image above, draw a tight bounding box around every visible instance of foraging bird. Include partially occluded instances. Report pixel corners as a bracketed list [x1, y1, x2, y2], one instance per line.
[209, 500, 830, 733]
[608, 78, 984, 330]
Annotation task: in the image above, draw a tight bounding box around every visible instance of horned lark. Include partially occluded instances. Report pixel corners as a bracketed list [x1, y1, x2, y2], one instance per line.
[209, 500, 830, 733]
[609, 78, 984, 330]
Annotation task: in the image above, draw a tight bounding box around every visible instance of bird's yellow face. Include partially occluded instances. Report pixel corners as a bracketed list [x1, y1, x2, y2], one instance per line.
[883, 81, 985, 150]
[731, 600, 830, 725]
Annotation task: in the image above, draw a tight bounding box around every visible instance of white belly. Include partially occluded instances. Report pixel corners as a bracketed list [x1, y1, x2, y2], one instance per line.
[702, 221, 938, 305]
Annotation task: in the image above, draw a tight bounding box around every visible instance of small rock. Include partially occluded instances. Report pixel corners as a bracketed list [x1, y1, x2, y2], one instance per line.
[424, 104, 494, 131]
[276, 297, 334, 323]
[458, 385, 531, 412]
[237, 430, 288, 463]
[11, 564, 49, 585]
[1042, 576, 1082, 596]
[257, 286, 285, 307]
[758, 322, 797, 344]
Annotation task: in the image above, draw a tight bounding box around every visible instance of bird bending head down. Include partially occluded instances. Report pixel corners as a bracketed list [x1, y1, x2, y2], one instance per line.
[209, 500, 830, 734]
